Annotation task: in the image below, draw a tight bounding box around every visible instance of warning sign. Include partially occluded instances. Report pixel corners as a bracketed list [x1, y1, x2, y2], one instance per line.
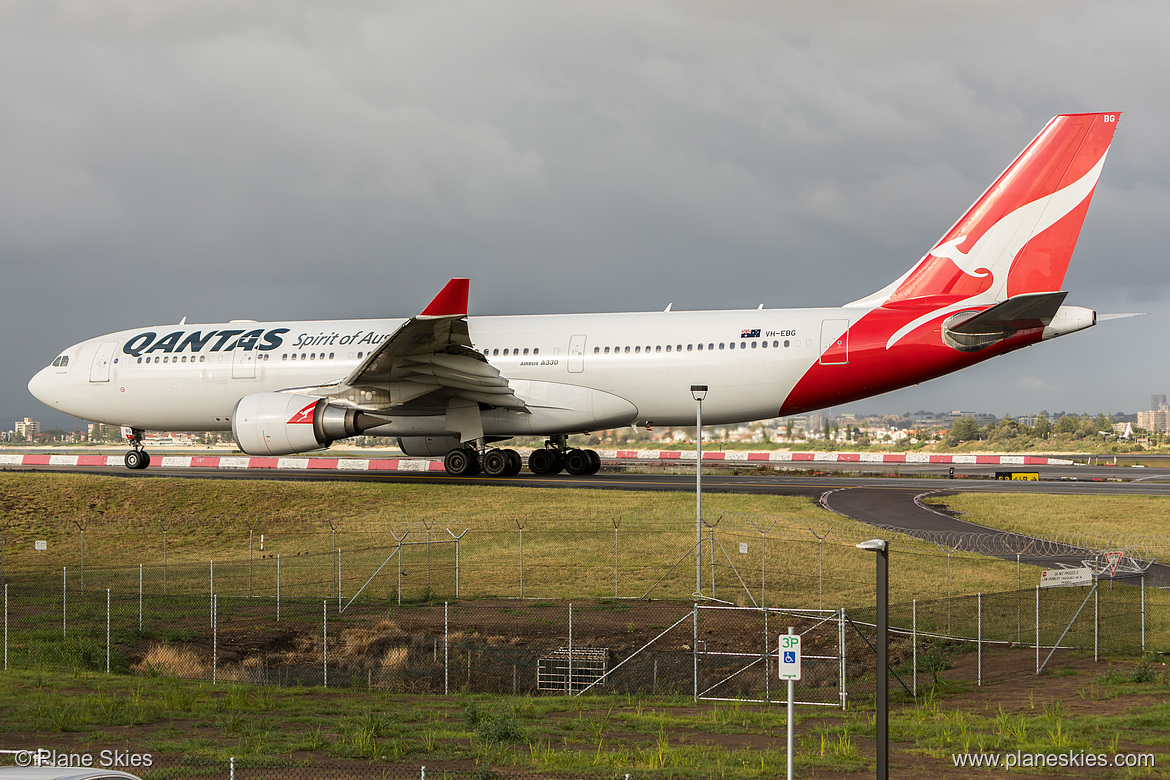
[1040, 567, 1092, 588]
[1103, 551, 1124, 577]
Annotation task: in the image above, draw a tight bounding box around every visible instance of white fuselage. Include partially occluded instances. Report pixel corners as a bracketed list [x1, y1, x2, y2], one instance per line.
[29, 307, 852, 434]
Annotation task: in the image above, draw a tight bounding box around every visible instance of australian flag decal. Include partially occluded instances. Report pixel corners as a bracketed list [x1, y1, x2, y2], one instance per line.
[741, 328, 760, 338]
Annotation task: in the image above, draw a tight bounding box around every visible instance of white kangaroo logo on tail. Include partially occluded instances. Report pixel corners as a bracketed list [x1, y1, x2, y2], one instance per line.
[885, 151, 1109, 350]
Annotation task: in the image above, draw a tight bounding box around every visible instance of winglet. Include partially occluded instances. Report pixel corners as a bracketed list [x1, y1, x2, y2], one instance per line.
[419, 278, 469, 318]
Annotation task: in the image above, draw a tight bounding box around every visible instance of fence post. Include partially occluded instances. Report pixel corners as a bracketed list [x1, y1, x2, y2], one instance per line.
[249, 528, 254, 598]
[62, 567, 66, 638]
[708, 524, 716, 598]
[567, 602, 573, 695]
[764, 606, 770, 703]
[213, 594, 217, 685]
[692, 603, 698, 702]
[818, 537, 824, 610]
[1094, 579, 1099, 663]
[276, 554, 281, 622]
[1035, 585, 1040, 675]
[515, 518, 525, 600]
[139, 564, 143, 633]
[946, 551, 952, 635]
[323, 599, 328, 688]
[338, 548, 342, 612]
[444, 601, 449, 696]
[162, 527, 168, 595]
[613, 516, 620, 599]
[912, 599, 917, 698]
[106, 589, 111, 676]
[1141, 573, 1146, 654]
[838, 608, 846, 710]
[447, 528, 466, 598]
[209, 560, 214, 626]
[975, 591, 986, 686]
[423, 520, 433, 591]
[762, 529, 768, 609]
[4, 583, 7, 671]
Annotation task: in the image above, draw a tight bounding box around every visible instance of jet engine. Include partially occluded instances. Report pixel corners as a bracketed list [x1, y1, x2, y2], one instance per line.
[232, 393, 380, 456]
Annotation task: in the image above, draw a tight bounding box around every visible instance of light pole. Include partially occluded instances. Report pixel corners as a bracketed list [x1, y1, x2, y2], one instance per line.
[691, 385, 708, 596]
[857, 538, 889, 780]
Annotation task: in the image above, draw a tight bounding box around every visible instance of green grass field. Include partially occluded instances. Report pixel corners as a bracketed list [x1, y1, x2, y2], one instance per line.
[3, 473, 1034, 609]
[3, 475, 1170, 777]
[921, 493, 1170, 554]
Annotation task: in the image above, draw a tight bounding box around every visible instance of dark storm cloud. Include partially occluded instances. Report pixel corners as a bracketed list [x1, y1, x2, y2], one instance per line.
[3, 0, 1167, 429]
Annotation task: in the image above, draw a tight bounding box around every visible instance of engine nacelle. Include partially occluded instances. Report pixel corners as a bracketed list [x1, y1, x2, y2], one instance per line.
[233, 393, 372, 456]
[397, 435, 462, 457]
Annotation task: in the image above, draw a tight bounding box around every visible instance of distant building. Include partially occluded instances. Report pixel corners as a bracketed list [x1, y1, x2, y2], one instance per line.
[1153, 394, 1168, 411]
[1137, 409, 1170, 433]
[14, 418, 39, 439]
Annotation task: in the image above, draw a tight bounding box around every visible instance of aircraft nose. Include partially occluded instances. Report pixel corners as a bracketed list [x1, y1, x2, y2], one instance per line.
[28, 367, 53, 405]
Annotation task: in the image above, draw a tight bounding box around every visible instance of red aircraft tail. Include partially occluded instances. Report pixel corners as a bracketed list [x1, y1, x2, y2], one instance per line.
[873, 112, 1120, 308]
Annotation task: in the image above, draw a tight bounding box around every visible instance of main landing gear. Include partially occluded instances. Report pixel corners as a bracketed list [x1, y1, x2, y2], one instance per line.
[443, 446, 523, 477]
[441, 435, 601, 477]
[123, 428, 151, 470]
[527, 434, 601, 476]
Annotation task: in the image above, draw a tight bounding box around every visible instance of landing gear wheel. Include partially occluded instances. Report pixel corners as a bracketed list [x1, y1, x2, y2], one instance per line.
[444, 448, 479, 477]
[124, 450, 150, 470]
[564, 448, 593, 476]
[528, 448, 561, 475]
[503, 449, 523, 476]
[482, 448, 510, 477]
[585, 449, 601, 475]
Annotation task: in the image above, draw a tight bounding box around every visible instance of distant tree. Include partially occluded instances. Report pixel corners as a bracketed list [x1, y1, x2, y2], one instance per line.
[1053, 414, 1080, 436]
[1033, 412, 1051, 439]
[946, 415, 981, 445]
[785, 419, 794, 440]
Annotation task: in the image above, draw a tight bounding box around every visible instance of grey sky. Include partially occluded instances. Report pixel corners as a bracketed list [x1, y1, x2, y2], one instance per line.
[4, 1, 1167, 431]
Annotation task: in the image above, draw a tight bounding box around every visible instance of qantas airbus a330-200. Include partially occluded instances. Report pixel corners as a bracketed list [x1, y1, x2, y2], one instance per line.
[29, 113, 1127, 476]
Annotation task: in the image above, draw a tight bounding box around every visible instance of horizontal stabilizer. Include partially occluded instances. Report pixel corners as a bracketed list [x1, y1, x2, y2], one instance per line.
[948, 291, 1068, 334]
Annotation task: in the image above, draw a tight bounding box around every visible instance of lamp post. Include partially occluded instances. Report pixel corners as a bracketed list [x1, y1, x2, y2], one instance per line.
[857, 538, 889, 780]
[691, 385, 708, 596]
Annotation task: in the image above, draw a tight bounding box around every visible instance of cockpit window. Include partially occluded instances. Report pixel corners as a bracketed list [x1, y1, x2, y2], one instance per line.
[51, 355, 69, 368]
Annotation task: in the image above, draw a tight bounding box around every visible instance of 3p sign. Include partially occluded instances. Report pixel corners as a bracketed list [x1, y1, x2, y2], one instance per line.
[778, 634, 802, 680]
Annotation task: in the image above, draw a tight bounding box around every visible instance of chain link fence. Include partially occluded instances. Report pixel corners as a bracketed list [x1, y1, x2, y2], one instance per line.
[3, 575, 1159, 696]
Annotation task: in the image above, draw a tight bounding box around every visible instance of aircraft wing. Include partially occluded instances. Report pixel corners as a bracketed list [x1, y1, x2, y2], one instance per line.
[340, 279, 527, 412]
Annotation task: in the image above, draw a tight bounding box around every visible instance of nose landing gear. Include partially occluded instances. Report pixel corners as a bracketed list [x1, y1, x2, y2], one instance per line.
[123, 428, 151, 470]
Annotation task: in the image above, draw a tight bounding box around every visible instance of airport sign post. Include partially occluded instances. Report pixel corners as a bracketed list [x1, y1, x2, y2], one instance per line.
[691, 385, 708, 597]
[856, 538, 889, 780]
[779, 627, 801, 780]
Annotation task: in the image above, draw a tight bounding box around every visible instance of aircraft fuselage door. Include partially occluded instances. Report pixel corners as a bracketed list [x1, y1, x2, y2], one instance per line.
[232, 349, 257, 379]
[819, 319, 850, 365]
[568, 334, 586, 373]
[89, 340, 118, 383]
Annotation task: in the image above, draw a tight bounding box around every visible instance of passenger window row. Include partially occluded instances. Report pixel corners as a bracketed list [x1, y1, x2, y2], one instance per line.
[592, 340, 791, 354]
[482, 348, 540, 356]
[135, 352, 368, 364]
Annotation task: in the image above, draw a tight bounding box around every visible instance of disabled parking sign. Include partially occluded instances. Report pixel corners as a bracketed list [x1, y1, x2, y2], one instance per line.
[778, 634, 801, 680]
